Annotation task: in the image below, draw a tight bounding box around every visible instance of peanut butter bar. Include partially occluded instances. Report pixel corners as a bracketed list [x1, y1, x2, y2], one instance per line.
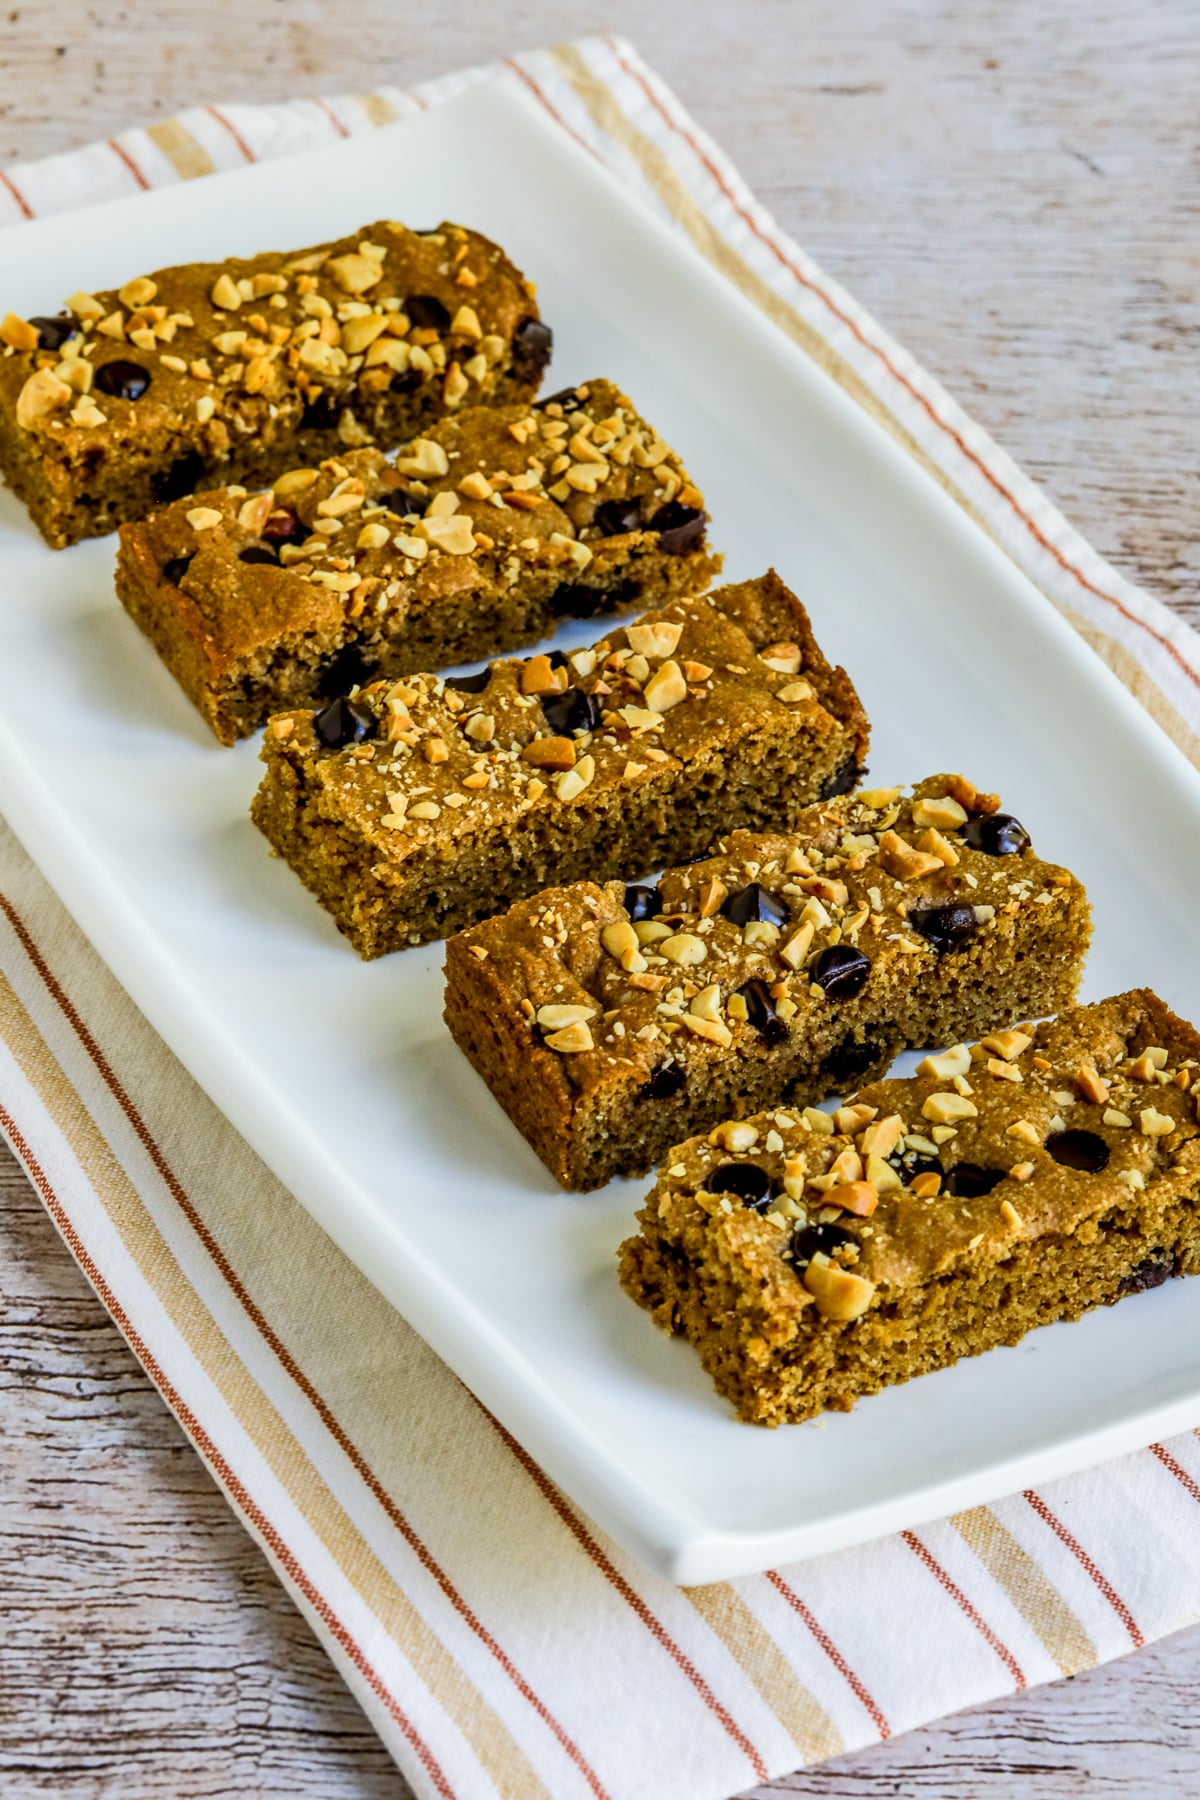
[0, 221, 549, 548]
[252, 570, 869, 958]
[444, 775, 1089, 1189]
[115, 380, 719, 744]
[620, 989, 1200, 1424]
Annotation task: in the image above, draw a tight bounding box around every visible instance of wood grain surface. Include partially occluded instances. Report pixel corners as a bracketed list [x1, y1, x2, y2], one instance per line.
[2, 2, 1198, 1794]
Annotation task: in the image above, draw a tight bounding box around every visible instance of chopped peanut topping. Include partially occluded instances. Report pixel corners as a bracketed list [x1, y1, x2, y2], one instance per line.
[554, 755, 595, 801]
[919, 1045, 971, 1080]
[683, 1013, 733, 1048]
[536, 1003, 595, 1030]
[829, 1180, 878, 1217]
[16, 367, 72, 429]
[643, 659, 688, 713]
[524, 736, 576, 772]
[393, 438, 450, 479]
[659, 932, 707, 967]
[521, 654, 566, 697]
[714, 1122, 758, 1153]
[696, 877, 728, 919]
[601, 920, 646, 973]
[543, 1020, 594, 1053]
[922, 1092, 978, 1125]
[688, 983, 724, 1024]
[779, 921, 815, 970]
[865, 1153, 902, 1193]
[210, 273, 242, 310]
[1075, 1064, 1109, 1104]
[274, 467, 319, 497]
[859, 1114, 904, 1159]
[803, 1255, 875, 1321]
[627, 620, 683, 660]
[1, 311, 39, 351]
[911, 795, 968, 830]
[328, 252, 384, 294]
[878, 830, 943, 881]
[981, 1030, 1033, 1062]
[916, 827, 959, 867]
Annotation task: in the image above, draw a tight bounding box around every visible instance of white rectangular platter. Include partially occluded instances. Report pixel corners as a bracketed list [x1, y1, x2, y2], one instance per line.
[4, 77, 1200, 1586]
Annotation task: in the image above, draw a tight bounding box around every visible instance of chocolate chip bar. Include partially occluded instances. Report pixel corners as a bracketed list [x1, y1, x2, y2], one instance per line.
[620, 989, 1200, 1424]
[0, 220, 549, 548]
[251, 570, 869, 958]
[444, 775, 1089, 1189]
[115, 380, 719, 744]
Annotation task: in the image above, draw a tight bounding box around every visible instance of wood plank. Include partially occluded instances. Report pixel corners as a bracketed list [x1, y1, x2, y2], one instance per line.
[0, 1146, 406, 1797]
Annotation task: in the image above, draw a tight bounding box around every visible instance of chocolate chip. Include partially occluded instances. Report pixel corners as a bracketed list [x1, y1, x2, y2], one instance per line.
[704, 1162, 773, 1209]
[238, 544, 279, 565]
[262, 508, 305, 544]
[29, 314, 78, 353]
[792, 1221, 857, 1264]
[1119, 1252, 1178, 1296]
[547, 650, 571, 669]
[1046, 1128, 1111, 1173]
[152, 448, 207, 504]
[943, 1162, 1006, 1198]
[819, 756, 863, 800]
[888, 1146, 942, 1185]
[313, 694, 377, 749]
[536, 385, 584, 410]
[592, 497, 643, 538]
[94, 359, 151, 401]
[623, 884, 661, 921]
[721, 882, 789, 929]
[649, 501, 705, 555]
[405, 294, 451, 332]
[549, 581, 605, 619]
[549, 575, 637, 619]
[301, 390, 341, 431]
[812, 945, 871, 999]
[825, 1034, 884, 1085]
[510, 317, 553, 385]
[162, 554, 193, 586]
[539, 686, 602, 736]
[385, 489, 426, 519]
[735, 978, 789, 1046]
[638, 1062, 685, 1101]
[962, 812, 1031, 857]
[317, 645, 373, 700]
[390, 367, 424, 393]
[909, 903, 978, 955]
[444, 666, 492, 694]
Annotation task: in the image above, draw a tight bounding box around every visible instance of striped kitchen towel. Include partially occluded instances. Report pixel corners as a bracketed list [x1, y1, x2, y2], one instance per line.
[3, 36, 1200, 1800]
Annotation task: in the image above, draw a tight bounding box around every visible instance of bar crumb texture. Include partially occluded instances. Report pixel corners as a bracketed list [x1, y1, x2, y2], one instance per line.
[445, 774, 1089, 1189]
[253, 570, 869, 958]
[115, 379, 719, 742]
[0, 219, 549, 547]
[620, 989, 1200, 1424]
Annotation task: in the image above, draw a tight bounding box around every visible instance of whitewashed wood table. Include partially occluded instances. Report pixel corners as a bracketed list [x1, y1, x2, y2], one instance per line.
[2, 1, 1198, 1792]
